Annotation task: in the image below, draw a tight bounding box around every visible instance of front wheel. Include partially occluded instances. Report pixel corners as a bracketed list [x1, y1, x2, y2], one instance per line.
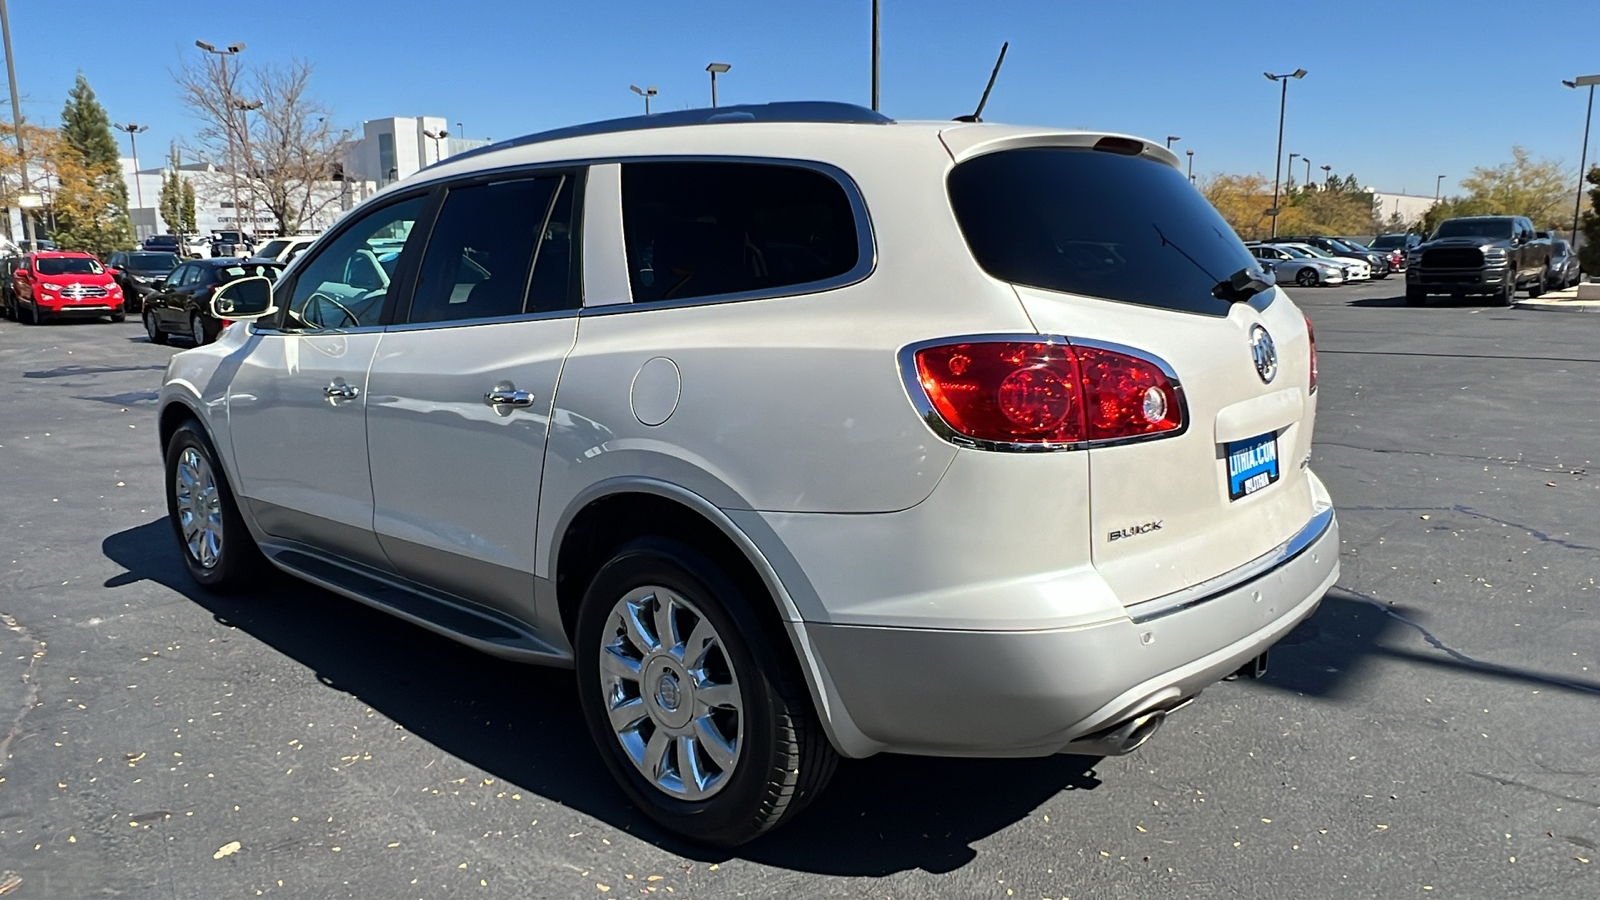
[574, 538, 837, 846]
[164, 421, 265, 591]
[1295, 267, 1320, 287]
[1495, 274, 1516, 307]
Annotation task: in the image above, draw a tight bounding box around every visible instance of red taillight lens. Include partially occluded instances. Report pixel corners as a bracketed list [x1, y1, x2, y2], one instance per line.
[1304, 315, 1318, 393]
[911, 340, 1182, 446]
[1076, 346, 1183, 440]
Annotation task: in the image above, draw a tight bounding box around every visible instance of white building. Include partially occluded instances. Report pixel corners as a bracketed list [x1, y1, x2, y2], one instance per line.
[1370, 191, 1438, 228]
[342, 116, 490, 189]
[119, 156, 361, 242]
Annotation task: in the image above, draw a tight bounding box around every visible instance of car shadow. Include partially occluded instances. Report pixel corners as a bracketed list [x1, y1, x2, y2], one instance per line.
[1347, 294, 1506, 309]
[102, 518, 1104, 875]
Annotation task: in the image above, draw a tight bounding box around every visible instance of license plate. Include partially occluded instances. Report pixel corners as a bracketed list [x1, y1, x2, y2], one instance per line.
[1226, 432, 1280, 500]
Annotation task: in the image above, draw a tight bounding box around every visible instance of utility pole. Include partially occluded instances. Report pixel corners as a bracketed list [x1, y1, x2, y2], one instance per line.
[196, 40, 245, 236]
[871, 0, 880, 111]
[1264, 68, 1306, 238]
[1, 0, 35, 245]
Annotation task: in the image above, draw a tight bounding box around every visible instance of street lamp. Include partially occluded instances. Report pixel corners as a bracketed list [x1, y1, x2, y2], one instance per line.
[1287, 152, 1299, 191]
[1435, 174, 1446, 204]
[1166, 135, 1180, 148]
[196, 39, 246, 234]
[1303, 157, 1312, 187]
[112, 123, 150, 211]
[1, 0, 37, 245]
[1320, 164, 1332, 190]
[1555, 75, 1593, 243]
[422, 128, 449, 164]
[1264, 68, 1307, 238]
[629, 84, 658, 115]
[706, 62, 731, 108]
[233, 99, 262, 234]
[1185, 149, 1194, 183]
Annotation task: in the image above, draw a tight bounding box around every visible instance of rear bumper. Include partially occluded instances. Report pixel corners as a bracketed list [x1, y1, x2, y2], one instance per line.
[806, 501, 1339, 758]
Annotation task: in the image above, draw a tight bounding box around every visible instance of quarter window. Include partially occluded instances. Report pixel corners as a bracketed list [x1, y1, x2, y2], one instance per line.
[284, 196, 425, 330]
[406, 175, 575, 324]
[620, 161, 860, 304]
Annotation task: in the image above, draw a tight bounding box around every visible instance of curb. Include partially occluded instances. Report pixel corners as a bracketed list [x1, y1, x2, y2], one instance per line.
[1512, 299, 1600, 313]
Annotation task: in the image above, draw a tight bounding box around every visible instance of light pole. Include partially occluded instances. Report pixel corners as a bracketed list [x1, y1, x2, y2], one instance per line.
[1185, 149, 1194, 183]
[112, 123, 150, 236]
[706, 62, 730, 108]
[1303, 157, 1312, 187]
[1287, 152, 1299, 191]
[1264, 68, 1307, 238]
[1166, 135, 1180, 148]
[196, 39, 246, 235]
[1563, 75, 1598, 245]
[423, 128, 449, 164]
[629, 84, 658, 115]
[232, 99, 262, 236]
[1, 0, 36, 245]
[1320, 164, 1331, 190]
[1435, 174, 1446, 204]
[456, 122, 464, 140]
[871, 0, 880, 111]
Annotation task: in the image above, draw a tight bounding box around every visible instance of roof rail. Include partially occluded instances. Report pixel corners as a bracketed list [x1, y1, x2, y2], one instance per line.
[433, 101, 893, 170]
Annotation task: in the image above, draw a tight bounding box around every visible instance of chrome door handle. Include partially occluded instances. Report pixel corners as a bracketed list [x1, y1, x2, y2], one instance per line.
[324, 383, 360, 400]
[484, 388, 534, 407]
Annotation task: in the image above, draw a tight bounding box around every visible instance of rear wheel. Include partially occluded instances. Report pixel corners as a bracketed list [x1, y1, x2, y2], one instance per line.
[145, 309, 169, 345]
[190, 312, 211, 346]
[1295, 267, 1320, 287]
[574, 538, 837, 846]
[163, 421, 266, 591]
[1527, 267, 1546, 298]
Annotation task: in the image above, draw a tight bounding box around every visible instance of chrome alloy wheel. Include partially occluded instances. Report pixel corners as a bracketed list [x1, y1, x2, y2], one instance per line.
[191, 314, 207, 346]
[598, 586, 743, 800]
[174, 447, 223, 568]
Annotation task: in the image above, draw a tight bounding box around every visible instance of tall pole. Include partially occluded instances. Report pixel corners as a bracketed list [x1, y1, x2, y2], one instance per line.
[0, 0, 35, 245]
[1435, 174, 1445, 204]
[1264, 69, 1305, 239]
[871, 0, 880, 112]
[113, 123, 149, 209]
[234, 101, 262, 236]
[1565, 79, 1596, 244]
[1304, 157, 1312, 187]
[706, 63, 730, 108]
[197, 40, 245, 237]
[1287, 152, 1299, 191]
[1270, 77, 1287, 238]
[1186, 149, 1194, 183]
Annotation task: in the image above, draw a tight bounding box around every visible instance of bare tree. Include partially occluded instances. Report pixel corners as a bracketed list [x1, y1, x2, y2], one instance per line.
[177, 54, 348, 236]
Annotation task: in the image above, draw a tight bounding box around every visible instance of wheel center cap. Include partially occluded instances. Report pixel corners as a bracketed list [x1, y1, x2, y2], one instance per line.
[655, 671, 682, 712]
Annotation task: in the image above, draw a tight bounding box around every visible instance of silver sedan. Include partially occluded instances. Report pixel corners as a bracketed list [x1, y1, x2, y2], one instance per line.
[1248, 243, 1347, 287]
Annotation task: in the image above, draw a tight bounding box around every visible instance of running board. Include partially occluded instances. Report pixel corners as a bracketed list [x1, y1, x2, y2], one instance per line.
[267, 547, 570, 665]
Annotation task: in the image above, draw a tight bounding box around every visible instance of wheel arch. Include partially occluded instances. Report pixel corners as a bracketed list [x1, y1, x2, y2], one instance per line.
[549, 478, 879, 757]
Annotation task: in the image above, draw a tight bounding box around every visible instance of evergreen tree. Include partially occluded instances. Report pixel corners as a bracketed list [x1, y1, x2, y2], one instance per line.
[181, 180, 197, 235]
[1578, 164, 1600, 277]
[158, 146, 183, 234]
[51, 73, 133, 256]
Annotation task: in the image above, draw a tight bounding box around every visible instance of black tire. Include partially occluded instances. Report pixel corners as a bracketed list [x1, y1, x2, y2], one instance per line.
[145, 309, 169, 345]
[574, 537, 837, 847]
[163, 420, 266, 592]
[1495, 273, 1516, 307]
[1527, 268, 1546, 299]
[1295, 267, 1320, 287]
[22, 300, 42, 325]
[110, 311, 126, 323]
[1405, 287, 1426, 306]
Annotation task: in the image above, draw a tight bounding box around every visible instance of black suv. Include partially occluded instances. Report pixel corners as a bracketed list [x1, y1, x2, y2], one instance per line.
[1270, 235, 1390, 278]
[1405, 216, 1550, 306]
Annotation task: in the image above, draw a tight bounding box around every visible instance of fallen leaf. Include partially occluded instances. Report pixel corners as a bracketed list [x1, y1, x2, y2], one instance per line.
[213, 841, 241, 859]
[597, 885, 611, 892]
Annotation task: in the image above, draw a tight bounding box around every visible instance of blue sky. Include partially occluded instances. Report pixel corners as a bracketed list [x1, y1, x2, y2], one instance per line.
[14, 0, 1598, 197]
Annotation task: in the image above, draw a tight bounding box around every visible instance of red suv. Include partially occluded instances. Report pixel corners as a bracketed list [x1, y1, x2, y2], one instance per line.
[10, 251, 129, 324]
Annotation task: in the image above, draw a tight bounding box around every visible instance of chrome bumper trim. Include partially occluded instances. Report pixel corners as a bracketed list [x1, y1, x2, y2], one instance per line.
[1126, 503, 1335, 624]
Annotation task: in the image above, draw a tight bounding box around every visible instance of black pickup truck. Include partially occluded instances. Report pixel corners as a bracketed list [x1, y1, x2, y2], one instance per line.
[1404, 215, 1551, 306]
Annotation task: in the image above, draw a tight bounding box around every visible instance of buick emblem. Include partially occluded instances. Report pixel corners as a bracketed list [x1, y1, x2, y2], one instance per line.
[1249, 324, 1278, 384]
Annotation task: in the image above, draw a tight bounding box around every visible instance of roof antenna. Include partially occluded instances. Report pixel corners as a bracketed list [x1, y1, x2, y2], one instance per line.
[954, 42, 1008, 123]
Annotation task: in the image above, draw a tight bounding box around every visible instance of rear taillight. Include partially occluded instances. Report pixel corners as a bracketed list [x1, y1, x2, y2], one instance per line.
[909, 339, 1183, 448]
[1304, 315, 1318, 393]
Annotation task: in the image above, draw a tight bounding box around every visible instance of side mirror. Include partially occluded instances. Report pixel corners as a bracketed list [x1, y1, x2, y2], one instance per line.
[210, 275, 277, 320]
[106, 267, 121, 277]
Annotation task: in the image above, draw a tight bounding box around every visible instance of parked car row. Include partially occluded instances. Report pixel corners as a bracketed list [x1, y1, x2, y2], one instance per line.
[1246, 240, 1372, 287]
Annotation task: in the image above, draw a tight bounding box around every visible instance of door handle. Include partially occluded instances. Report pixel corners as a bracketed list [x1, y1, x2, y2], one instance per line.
[324, 383, 360, 401]
[484, 388, 535, 408]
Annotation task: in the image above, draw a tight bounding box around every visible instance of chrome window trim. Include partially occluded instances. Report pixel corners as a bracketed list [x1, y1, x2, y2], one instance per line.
[1127, 503, 1335, 624]
[895, 332, 1190, 453]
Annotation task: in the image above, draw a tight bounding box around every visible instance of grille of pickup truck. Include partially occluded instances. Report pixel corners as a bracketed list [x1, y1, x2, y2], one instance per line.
[1422, 248, 1484, 269]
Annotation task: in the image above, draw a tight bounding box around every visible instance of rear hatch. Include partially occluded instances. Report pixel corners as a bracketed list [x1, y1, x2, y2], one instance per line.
[945, 140, 1319, 606]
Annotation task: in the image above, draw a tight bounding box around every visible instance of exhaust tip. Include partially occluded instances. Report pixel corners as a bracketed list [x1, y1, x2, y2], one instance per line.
[1119, 710, 1165, 754]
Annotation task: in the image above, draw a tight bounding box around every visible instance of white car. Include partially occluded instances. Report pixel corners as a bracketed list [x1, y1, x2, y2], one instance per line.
[1276, 242, 1370, 281]
[1249, 243, 1347, 287]
[252, 234, 318, 265]
[157, 102, 1338, 846]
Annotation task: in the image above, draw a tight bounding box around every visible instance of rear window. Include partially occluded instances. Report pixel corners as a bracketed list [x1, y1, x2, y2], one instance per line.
[1370, 235, 1406, 249]
[947, 147, 1264, 316]
[621, 161, 861, 304]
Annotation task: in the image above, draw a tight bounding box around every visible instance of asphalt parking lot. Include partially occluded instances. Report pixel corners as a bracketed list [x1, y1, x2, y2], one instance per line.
[1, 278, 1596, 899]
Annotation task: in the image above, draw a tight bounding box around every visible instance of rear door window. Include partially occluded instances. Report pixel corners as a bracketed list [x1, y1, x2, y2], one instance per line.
[620, 161, 861, 304]
[947, 147, 1264, 316]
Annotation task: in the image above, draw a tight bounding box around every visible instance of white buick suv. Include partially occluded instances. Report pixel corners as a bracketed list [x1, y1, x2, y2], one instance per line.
[158, 102, 1338, 846]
